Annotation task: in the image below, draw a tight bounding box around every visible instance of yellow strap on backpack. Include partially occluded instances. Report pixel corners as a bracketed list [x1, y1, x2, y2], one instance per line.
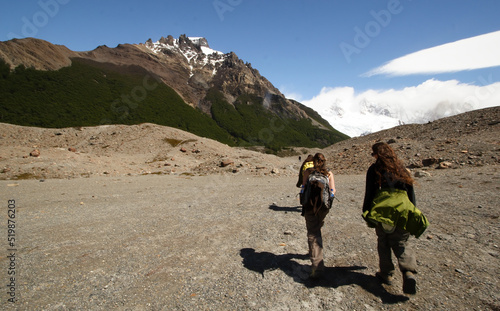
[302, 161, 314, 173]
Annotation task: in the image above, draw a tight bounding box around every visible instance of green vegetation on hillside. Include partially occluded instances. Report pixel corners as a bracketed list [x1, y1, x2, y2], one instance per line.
[0, 58, 348, 152]
[206, 89, 348, 151]
[0, 58, 234, 144]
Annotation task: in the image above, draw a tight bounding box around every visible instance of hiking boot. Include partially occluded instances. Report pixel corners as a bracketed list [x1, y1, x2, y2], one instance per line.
[403, 271, 417, 294]
[375, 271, 393, 285]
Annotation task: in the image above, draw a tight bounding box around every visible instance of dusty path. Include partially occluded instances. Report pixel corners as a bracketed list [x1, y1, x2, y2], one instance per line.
[1, 166, 499, 310]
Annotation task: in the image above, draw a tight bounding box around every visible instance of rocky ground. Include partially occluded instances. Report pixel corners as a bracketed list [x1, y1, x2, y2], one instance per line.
[0, 106, 499, 310]
[1, 167, 499, 310]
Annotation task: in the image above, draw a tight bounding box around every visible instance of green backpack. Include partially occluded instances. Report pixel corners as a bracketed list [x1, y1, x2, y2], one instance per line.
[362, 188, 429, 238]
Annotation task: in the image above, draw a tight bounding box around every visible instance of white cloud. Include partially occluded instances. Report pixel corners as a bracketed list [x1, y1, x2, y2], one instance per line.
[364, 30, 500, 77]
[303, 79, 500, 137]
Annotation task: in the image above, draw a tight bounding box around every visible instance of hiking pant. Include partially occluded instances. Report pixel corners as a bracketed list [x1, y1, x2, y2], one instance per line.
[304, 207, 329, 272]
[375, 225, 417, 275]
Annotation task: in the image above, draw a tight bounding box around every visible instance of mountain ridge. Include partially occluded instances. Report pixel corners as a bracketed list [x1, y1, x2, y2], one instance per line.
[0, 35, 348, 151]
[0, 35, 290, 109]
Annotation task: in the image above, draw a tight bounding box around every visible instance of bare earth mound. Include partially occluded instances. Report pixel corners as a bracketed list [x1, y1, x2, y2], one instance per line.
[0, 106, 498, 180]
[0, 122, 296, 180]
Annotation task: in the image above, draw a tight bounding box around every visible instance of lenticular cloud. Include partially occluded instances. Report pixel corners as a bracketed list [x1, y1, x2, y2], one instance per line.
[364, 30, 500, 77]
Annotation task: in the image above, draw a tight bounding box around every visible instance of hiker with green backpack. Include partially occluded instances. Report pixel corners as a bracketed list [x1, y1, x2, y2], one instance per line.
[301, 153, 336, 279]
[362, 142, 429, 295]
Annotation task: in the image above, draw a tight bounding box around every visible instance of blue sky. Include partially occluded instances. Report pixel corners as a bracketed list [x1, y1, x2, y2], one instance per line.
[2, 0, 500, 105]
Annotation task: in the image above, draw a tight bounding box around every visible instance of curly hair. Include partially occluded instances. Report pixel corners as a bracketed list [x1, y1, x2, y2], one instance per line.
[371, 142, 414, 186]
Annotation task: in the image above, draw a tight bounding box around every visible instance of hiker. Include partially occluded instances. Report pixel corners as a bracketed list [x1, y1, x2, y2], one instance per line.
[362, 142, 428, 295]
[296, 154, 314, 188]
[302, 153, 336, 279]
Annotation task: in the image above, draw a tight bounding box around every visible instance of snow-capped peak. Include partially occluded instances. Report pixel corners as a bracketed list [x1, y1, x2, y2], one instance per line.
[145, 36, 223, 57]
[143, 36, 225, 77]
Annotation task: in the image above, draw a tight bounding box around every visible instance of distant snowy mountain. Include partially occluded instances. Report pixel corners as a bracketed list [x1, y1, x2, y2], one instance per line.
[302, 79, 500, 137]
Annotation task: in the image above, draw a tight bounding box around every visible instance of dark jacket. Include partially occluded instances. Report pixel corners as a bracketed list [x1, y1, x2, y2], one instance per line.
[362, 163, 428, 238]
[362, 164, 416, 213]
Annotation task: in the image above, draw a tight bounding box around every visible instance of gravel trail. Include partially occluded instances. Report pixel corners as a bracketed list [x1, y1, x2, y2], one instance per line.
[1, 166, 499, 310]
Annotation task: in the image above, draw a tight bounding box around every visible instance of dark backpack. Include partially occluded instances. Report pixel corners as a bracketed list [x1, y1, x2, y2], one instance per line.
[301, 170, 333, 214]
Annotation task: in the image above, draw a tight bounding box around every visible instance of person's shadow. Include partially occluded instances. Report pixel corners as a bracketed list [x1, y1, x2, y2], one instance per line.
[239, 248, 409, 304]
[268, 203, 302, 213]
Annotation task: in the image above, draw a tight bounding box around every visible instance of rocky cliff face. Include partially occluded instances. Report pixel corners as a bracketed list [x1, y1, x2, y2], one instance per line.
[136, 35, 293, 117]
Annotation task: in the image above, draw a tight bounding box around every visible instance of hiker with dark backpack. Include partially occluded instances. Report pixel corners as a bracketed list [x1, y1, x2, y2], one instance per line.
[301, 153, 336, 279]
